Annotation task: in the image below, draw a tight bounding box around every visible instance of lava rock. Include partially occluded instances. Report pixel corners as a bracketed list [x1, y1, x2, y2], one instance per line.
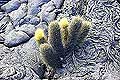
[37, 0, 63, 23]
[4, 30, 30, 47]
[0, 15, 10, 32]
[0, 35, 4, 44]
[0, 12, 5, 21]
[20, 15, 40, 25]
[9, 3, 27, 26]
[19, 37, 45, 78]
[20, 0, 28, 3]
[51, 0, 64, 8]
[19, 37, 40, 66]
[16, 24, 36, 37]
[5, 22, 14, 35]
[38, 1, 57, 22]
[1, 0, 21, 13]
[29, 16, 40, 25]
[0, 64, 40, 80]
[0, 67, 16, 78]
[27, 0, 49, 15]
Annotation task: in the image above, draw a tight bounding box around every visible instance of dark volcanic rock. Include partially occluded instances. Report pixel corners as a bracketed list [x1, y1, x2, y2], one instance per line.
[0, 64, 40, 80]
[0, 12, 5, 21]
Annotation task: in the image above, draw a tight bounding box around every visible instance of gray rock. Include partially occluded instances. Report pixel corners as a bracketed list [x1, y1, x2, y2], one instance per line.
[0, 45, 5, 60]
[57, 0, 87, 19]
[19, 19, 25, 25]
[4, 30, 30, 47]
[27, 0, 49, 15]
[22, 15, 33, 24]
[0, 67, 16, 78]
[0, 35, 4, 44]
[18, 37, 40, 67]
[45, 11, 56, 22]
[41, 2, 55, 12]
[20, 15, 40, 25]
[0, 64, 40, 80]
[5, 22, 14, 35]
[16, 24, 36, 37]
[38, 10, 56, 22]
[19, 37, 45, 78]
[22, 66, 41, 80]
[1, 0, 21, 13]
[29, 16, 40, 25]
[0, 12, 5, 21]
[0, 44, 41, 79]
[20, 0, 28, 3]
[38, 0, 63, 22]
[9, 3, 27, 26]
[51, 0, 64, 8]
[0, 15, 10, 33]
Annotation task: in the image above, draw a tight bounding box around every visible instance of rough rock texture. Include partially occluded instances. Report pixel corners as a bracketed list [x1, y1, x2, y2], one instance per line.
[4, 30, 30, 47]
[0, 0, 64, 79]
[1, 0, 21, 13]
[57, 0, 87, 20]
[0, 0, 120, 80]
[16, 24, 36, 37]
[57, 0, 120, 80]
[1, 0, 64, 47]
[9, 3, 27, 26]
[27, 0, 49, 15]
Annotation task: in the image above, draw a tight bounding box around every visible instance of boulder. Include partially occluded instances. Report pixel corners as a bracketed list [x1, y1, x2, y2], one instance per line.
[5, 22, 14, 35]
[1, 0, 21, 13]
[4, 30, 30, 47]
[9, 3, 27, 26]
[20, 15, 40, 25]
[19, 37, 45, 78]
[27, 0, 49, 15]
[16, 24, 36, 37]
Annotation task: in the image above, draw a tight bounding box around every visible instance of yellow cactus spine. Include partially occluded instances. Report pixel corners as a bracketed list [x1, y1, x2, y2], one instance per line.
[59, 18, 69, 47]
[59, 18, 69, 29]
[34, 28, 45, 46]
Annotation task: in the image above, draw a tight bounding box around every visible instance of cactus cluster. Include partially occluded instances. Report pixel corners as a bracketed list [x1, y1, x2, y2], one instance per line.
[34, 16, 91, 70]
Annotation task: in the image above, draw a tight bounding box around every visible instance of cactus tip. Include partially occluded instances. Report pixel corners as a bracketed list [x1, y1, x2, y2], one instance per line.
[34, 28, 44, 41]
[82, 20, 92, 28]
[59, 18, 69, 29]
